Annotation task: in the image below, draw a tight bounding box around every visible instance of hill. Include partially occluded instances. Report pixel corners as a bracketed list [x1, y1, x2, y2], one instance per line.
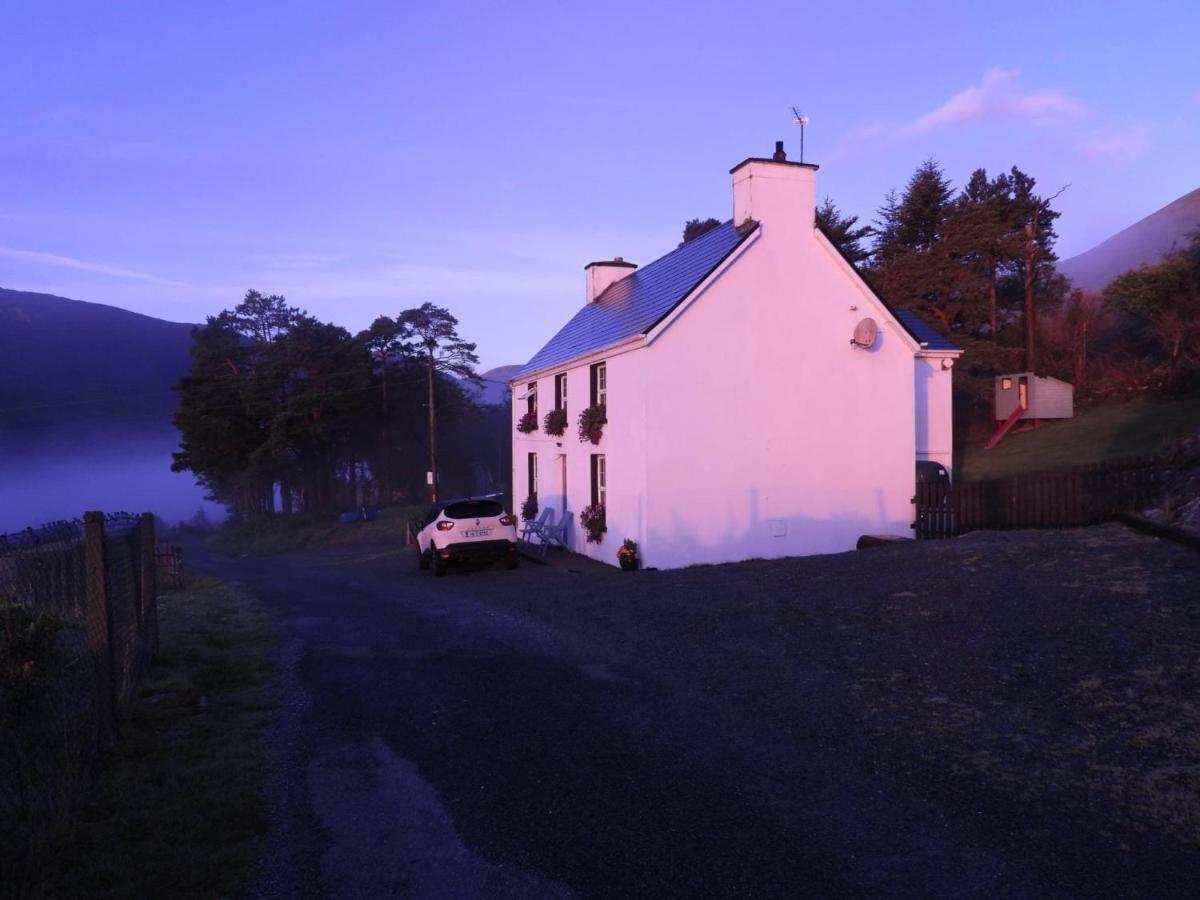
[0, 287, 196, 442]
[1057, 187, 1200, 293]
[464, 364, 522, 406]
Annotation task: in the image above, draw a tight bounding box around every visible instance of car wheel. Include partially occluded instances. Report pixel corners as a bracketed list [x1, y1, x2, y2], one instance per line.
[417, 546, 429, 570]
[433, 553, 448, 577]
[504, 555, 518, 570]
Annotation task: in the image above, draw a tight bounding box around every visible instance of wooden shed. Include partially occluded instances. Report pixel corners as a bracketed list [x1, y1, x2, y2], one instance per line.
[995, 372, 1074, 420]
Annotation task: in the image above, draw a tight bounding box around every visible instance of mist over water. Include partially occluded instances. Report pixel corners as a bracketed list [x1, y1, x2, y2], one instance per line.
[0, 429, 224, 534]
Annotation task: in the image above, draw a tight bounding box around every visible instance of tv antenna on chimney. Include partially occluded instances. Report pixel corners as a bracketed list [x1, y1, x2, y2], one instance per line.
[791, 107, 809, 163]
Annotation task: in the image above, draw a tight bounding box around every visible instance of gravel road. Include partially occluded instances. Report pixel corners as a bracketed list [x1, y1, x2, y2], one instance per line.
[186, 524, 1200, 898]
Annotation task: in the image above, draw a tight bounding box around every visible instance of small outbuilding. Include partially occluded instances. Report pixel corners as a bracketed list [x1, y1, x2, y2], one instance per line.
[994, 372, 1074, 421]
[987, 372, 1074, 449]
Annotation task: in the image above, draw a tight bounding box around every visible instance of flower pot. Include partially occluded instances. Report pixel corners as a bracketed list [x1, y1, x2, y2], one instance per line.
[619, 556, 638, 572]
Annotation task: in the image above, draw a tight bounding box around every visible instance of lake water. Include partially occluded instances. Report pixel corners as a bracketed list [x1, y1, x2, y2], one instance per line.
[0, 430, 224, 534]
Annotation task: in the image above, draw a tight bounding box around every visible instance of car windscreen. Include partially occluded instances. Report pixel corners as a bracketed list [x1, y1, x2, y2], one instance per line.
[442, 500, 505, 520]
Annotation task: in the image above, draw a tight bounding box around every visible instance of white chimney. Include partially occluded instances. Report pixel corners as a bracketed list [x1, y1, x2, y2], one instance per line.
[584, 257, 637, 304]
[731, 140, 817, 232]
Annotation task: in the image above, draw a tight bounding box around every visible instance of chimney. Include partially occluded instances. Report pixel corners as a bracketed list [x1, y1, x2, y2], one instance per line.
[730, 140, 818, 231]
[584, 256, 637, 304]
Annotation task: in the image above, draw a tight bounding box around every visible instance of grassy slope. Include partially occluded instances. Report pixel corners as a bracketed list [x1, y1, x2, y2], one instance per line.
[43, 577, 275, 899]
[960, 391, 1200, 481]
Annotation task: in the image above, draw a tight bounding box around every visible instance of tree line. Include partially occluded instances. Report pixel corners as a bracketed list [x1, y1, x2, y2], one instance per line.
[806, 159, 1199, 418]
[816, 160, 1069, 372]
[171, 291, 509, 518]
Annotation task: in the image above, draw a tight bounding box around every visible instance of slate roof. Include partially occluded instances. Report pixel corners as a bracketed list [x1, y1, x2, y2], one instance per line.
[892, 309, 960, 351]
[516, 220, 757, 378]
[516, 220, 958, 379]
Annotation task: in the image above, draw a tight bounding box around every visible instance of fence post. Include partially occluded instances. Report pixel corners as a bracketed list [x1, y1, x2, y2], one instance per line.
[84, 511, 117, 748]
[140, 512, 159, 659]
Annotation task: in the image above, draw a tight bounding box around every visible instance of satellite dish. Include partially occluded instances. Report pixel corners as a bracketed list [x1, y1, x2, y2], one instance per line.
[851, 317, 878, 349]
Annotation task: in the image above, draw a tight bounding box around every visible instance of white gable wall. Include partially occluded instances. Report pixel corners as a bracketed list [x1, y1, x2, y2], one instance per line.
[915, 357, 954, 471]
[639, 163, 917, 569]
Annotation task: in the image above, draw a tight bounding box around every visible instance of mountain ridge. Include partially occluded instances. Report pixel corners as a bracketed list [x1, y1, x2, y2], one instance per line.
[1057, 187, 1200, 293]
[0, 287, 197, 442]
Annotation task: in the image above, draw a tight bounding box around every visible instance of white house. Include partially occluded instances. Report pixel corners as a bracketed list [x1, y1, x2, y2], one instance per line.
[511, 142, 962, 569]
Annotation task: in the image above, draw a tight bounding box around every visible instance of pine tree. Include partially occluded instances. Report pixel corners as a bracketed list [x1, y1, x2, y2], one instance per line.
[816, 197, 873, 268]
[681, 217, 722, 244]
[397, 303, 481, 502]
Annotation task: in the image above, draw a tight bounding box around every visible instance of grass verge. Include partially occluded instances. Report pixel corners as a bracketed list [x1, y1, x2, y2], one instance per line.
[960, 390, 1200, 480]
[209, 505, 422, 556]
[36, 576, 275, 899]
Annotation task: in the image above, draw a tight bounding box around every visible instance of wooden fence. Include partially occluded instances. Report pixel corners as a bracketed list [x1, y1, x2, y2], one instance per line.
[914, 456, 1170, 539]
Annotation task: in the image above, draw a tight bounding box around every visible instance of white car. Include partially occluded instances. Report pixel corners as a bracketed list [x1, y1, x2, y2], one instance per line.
[414, 496, 519, 576]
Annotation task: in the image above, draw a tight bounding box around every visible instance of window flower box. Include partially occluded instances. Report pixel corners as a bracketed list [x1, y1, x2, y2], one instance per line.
[520, 494, 538, 523]
[578, 404, 607, 445]
[543, 408, 568, 437]
[580, 503, 606, 543]
[516, 410, 538, 434]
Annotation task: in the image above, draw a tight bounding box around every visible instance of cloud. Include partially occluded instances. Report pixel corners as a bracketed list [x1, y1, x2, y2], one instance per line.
[1080, 125, 1150, 162]
[832, 68, 1086, 156]
[0, 245, 191, 286]
[902, 68, 1086, 136]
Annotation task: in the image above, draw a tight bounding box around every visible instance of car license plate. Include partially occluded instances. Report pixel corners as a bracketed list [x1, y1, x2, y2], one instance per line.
[463, 529, 491, 538]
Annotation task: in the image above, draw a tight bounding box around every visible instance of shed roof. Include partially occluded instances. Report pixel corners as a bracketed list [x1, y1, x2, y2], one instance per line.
[516, 220, 757, 378]
[892, 309, 959, 351]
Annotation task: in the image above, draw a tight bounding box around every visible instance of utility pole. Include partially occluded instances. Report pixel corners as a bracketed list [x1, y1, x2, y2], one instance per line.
[1024, 220, 1037, 373]
[427, 351, 438, 503]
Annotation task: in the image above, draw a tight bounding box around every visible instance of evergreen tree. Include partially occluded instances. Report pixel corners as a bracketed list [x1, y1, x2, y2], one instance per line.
[896, 159, 953, 251]
[397, 303, 481, 501]
[871, 189, 903, 263]
[816, 197, 872, 267]
[681, 217, 722, 244]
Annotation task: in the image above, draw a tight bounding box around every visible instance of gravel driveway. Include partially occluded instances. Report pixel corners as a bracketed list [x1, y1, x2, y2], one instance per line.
[187, 524, 1200, 898]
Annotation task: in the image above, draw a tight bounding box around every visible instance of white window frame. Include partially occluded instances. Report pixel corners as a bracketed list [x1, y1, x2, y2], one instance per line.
[556, 372, 568, 413]
[597, 454, 606, 507]
[596, 362, 607, 408]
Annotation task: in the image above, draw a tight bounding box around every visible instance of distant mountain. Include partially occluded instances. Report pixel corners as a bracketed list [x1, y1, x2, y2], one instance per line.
[465, 364, 522, 406]
[1057, 187, 1200, 293]
[0, 288, 196, 442]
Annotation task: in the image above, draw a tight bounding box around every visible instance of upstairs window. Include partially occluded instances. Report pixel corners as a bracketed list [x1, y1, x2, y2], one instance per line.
[526, 382, 537, 417]
[554, 372, 568, 414]
[590, 362, 607, 409]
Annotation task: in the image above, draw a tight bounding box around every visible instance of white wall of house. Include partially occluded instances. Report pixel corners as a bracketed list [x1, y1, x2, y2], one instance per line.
[915, 357, 955, 471]
[638, 159, 919, 569]
[514, 149, 960, 569]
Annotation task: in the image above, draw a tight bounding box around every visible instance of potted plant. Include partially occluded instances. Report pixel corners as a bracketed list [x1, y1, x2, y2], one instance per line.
[577, 404, 607, 445]
[520, 494, 538, 523]
[617, 538, 638, 571]
[543, 408, 568, 437]
[516, 410, 538, 434]
[580, 503, 606, 543]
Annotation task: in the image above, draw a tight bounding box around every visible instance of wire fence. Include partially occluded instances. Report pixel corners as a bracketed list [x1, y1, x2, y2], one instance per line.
[0, 511, 158, 883]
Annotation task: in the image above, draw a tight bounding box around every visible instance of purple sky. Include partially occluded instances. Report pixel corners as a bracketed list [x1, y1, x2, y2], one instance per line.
[2, 1, 1198, 370]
